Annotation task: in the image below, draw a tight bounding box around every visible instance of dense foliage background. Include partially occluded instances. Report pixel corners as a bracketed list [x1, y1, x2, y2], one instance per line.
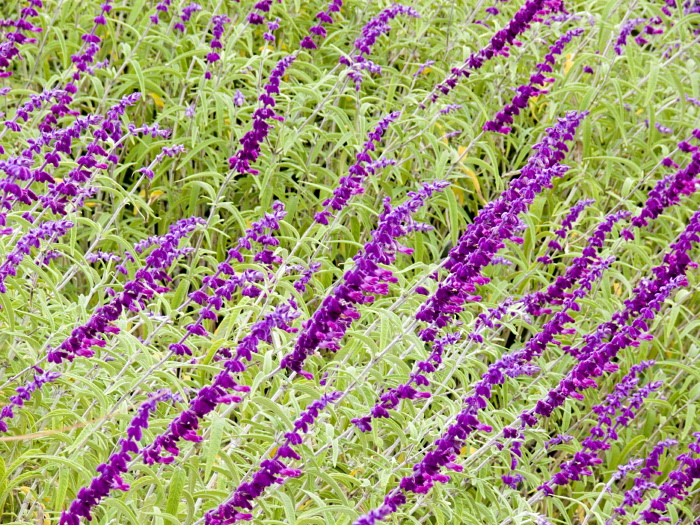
[2, 0, 700, 524]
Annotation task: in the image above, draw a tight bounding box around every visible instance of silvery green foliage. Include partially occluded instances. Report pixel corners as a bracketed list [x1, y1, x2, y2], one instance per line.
[1, 0, 700, 524]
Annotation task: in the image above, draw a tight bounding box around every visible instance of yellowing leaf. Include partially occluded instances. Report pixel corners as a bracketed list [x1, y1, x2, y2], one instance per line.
[150, 93, 164, 109]
[270, 447, 278, 457]
[457, 146, 486, 205]
[564, 53, 575, 74]
[636, 109, 644, 115]
[297, 500, 312, 511]
[148, 190, 164, 205]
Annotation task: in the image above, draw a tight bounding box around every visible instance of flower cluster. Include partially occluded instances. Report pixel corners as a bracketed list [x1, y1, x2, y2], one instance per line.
[614, 17, 664, 54]
[0, 219, 73, 293]
[639, 433, 700, 523]
[314, 111, 401, 224]
[624, 146, 700, 235]
[610, 439, 677, 522]
[300, 0, 342, 50]
[204, 14, 229, 78]
[430, 0, 558, 102]
[416, 111, 588, 335]
[248, 0, 280, 26]
[538, 198, 596, 263]
[339, 4, 420, 90]
[0, 0, 43, 78]
[59, 390, 180, 525]
[540, 362, 661, 494]
[174, 2, 201, 32]
[282, 181, 447, 378]
[204, 391, 343, 524]
[483, 28, 584, 134]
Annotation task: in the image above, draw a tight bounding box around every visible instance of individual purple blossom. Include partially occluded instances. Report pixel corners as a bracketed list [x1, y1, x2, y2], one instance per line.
[583, 65, 594, 74]
[314, 112, 401, 224]
[490, 255, 512, 266]
[282, 181, 448, 378]
[544, 13, 584, 26]
[58, 390, 179, 525]
[233, 89, 245, 106]
[204, 392, 343, 524]
[655, 122, 673, 134]
[440, 104, 462, 114]
[484, 28, 584, 134]
[686, 95, 700, 107]
[174, 2, 201, 32]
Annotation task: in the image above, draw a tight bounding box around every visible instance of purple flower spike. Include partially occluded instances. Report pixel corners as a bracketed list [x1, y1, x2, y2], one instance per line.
[143, 301, 300, 465]
[59, 390, 179, 525]
[417, 111, 588, 336]
[315, 111, 401, 224]
[340, 4, 420, 90]
[538, 362, 661, 494]
[174, 2, 202, 32]
[484, 28, 584, 135]
[430, 0, 562, 103]
[284, 181, 448, 378]
[204, 391, 343, 524]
